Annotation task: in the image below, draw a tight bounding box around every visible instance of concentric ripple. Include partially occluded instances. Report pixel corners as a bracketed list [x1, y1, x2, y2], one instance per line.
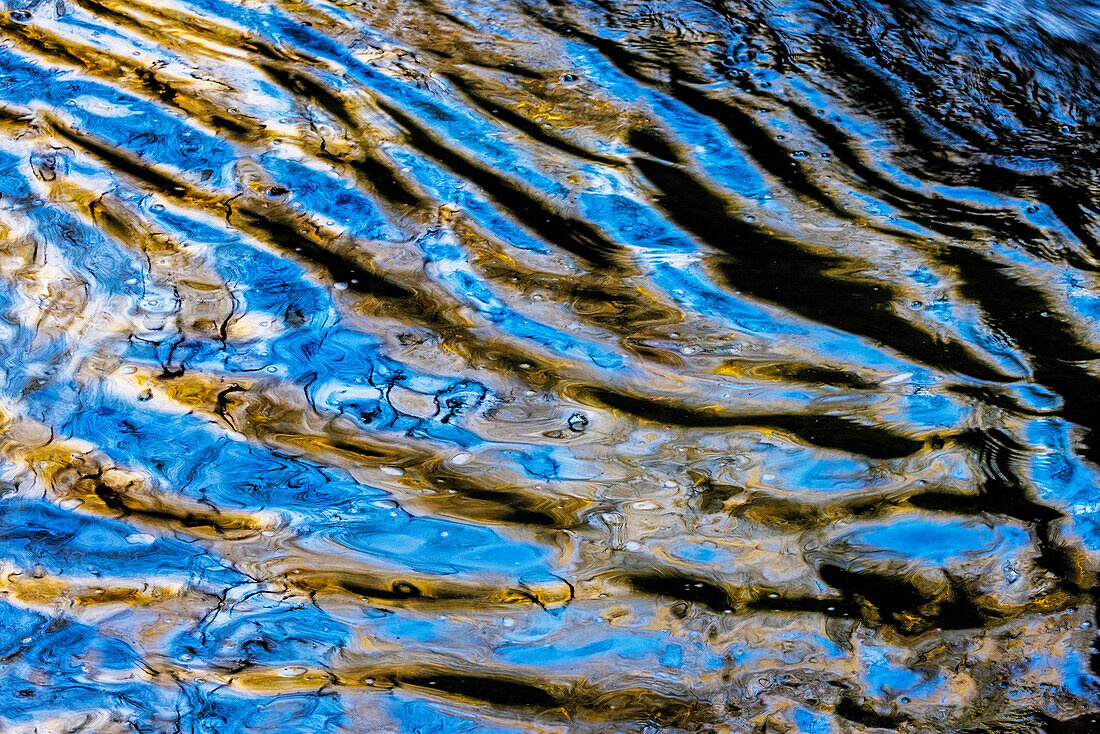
[1, 0, 1100, 730]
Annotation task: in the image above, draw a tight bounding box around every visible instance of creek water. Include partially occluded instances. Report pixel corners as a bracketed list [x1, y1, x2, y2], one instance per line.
[1, 0, 1100, 731]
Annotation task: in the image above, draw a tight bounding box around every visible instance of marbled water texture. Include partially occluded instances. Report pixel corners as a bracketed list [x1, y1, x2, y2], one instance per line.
[0, 0, 1099, 730]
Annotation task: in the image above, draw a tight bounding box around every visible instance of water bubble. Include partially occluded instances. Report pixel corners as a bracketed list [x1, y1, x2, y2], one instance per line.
[278, 667, 307, 677]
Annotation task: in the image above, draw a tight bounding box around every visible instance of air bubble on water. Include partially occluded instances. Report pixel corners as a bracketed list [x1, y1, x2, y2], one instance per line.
[451, 452, 473, 465]
[881, 372, 912, 385]
[381, 466, 404, 476]
[278, 666, 307, 677]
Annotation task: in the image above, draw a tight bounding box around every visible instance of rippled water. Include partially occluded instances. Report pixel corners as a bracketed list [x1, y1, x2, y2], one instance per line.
[2, 0, 1100, 730]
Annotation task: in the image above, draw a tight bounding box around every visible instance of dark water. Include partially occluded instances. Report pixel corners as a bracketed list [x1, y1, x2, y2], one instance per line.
[1, 0, 1100, 730]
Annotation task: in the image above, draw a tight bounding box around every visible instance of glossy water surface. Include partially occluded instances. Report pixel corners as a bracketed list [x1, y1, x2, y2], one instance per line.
[2, 0, 1100, 730]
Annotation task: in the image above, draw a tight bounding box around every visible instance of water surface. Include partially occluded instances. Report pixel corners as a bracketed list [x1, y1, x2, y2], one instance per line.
[1, 0, 1100, 730]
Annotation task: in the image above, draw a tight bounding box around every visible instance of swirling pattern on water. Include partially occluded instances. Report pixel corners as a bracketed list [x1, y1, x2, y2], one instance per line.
[1, 0, 1100, 730]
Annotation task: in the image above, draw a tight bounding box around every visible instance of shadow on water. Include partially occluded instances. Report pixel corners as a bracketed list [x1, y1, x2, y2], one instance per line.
[0, 0, 1099, 730]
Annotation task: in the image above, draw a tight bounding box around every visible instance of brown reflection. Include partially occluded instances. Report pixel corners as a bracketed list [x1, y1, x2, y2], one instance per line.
[145, 654, 709, 726]
[44, 451, 274, 538]
[0, 566, 217, 609]
[284, 569, 573, 608]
